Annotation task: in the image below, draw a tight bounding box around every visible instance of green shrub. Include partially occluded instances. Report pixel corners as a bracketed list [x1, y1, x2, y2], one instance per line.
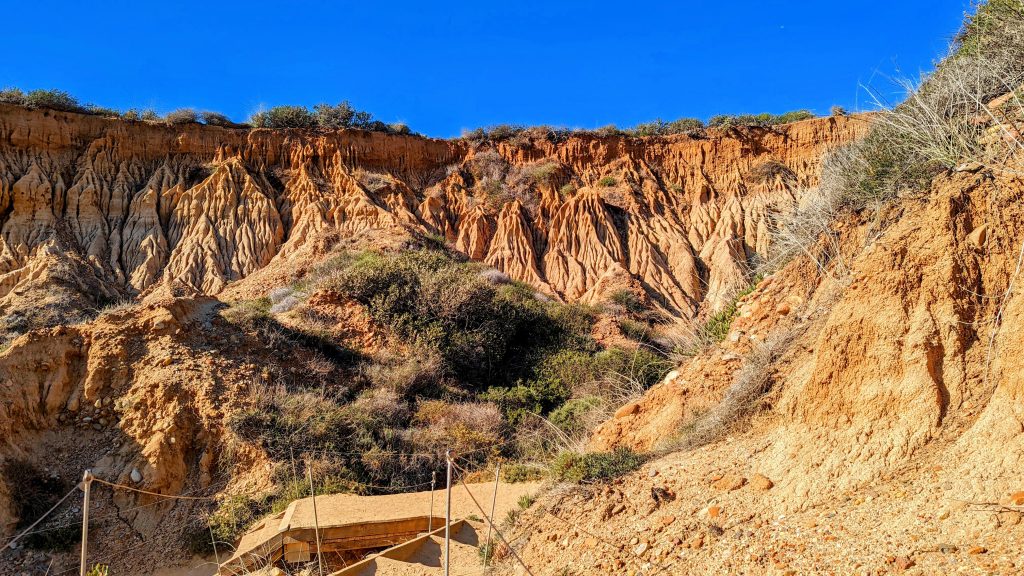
[328, 249, 595, 389]
[478, 540, 496, 563]
[502, 463, 546, 483]
[313, 101, 371, 129]
[520, 161, 559, 184]
[222, 297, 273, 328]
[834, 128, 939, 208]
[482, 322, 633, 425]
[466, 124, 526, 142]
[592, 346, 670, 390]
[362, 351, 443, 396]
[165, 108, 199, 125]
[618, 318, 652, 342]
[665, 117, 707, 136]
[699, 302, 739, 343]
[830, 105, 848, 116]
[201, 111, 243, 127]
[250, 105, 317, 129]
[671, 279, 762, 355]
[548, 396, 601, 437]
[597, 176, 617, 187]
[24, 89, 84, 112]
[85, 105, 120, 117]
[518, 494, 535, 509]
[708, 110, 815, 128]
[505, 508, 521, 525]
[608, 289, 645, 313]
[551, 448, 648, 483]
[594, 124, 622, 137]
[956, 0, 1024, 56]
[0, 87, 26, 105]
[228, 391, 352, 457]
[625, 118, 705, 137]
[411, 400, 504, 465]
[628, 120, 671, 137]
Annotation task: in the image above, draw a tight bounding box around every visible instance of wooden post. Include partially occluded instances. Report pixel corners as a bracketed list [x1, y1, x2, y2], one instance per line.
[308, 464, 325, 576]
[484, 461, 501, 566]
[79, 470, 93, 576]
[444, 450, 452, 576]
[428, 470, 437, 532]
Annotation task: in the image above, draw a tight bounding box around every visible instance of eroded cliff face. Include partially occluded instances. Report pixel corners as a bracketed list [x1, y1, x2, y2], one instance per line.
[511, 167, 1024, 574]
[0, 105, 865, 342]
[0, 106, 868, 573]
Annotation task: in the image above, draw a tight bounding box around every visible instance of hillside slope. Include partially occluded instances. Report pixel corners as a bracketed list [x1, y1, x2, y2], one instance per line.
[499, 156, 1024, 575]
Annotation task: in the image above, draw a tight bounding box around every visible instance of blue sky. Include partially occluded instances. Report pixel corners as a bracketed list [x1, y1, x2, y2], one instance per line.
[2, 1, 971, 137]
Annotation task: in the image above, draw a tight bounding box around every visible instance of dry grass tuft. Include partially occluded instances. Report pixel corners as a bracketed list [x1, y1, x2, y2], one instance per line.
[662, 328, 798, 452]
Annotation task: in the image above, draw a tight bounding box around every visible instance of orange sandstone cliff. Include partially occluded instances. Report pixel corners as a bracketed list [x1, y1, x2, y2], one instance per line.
[0, 104, 865, 330]
[0, 106, 872, 573]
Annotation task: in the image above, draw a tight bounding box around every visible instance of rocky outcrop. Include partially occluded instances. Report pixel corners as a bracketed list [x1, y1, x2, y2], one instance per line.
[0, 105, 866, 335]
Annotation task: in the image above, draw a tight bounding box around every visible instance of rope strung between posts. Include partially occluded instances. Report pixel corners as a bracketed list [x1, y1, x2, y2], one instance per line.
[90, 478, 218, 500]
[449, 460, 536, 576]
[8, 479, 246, 540]
[0, 484, 80, 553]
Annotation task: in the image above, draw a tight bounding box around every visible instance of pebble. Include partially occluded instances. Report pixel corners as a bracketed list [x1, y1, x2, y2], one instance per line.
[750, 473, 774, 491]
[712, 475, 746, 491]
[893, 556, 915, 570]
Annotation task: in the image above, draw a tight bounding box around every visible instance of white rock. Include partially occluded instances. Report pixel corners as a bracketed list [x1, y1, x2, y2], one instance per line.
[130, 468, 142, 483]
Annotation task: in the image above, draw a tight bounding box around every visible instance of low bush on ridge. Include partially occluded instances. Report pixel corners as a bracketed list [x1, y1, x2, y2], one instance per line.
[250, 101, 413, 133]
[708, 110, 815, 128]
[0, 86, 411, 133]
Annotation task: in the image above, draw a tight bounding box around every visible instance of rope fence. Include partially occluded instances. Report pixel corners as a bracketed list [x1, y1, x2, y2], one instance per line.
[1, 485, 80, 552]
[3, 434, 553, 576]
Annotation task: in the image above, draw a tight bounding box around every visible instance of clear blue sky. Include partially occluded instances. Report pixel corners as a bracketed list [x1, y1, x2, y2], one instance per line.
[2, 0, 971, 137]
